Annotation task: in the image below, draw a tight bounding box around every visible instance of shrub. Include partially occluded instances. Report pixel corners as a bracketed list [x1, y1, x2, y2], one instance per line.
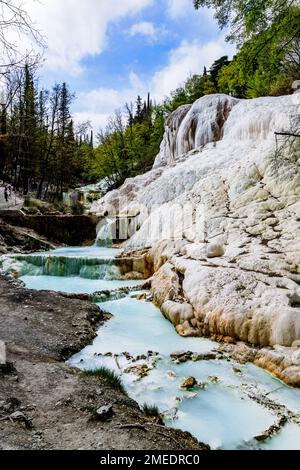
[141, 403, 160, 417]
[82, 367, 125, 393]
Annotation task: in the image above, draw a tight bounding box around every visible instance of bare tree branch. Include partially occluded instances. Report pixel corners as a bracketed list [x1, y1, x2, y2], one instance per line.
[0, 0, 45, 74]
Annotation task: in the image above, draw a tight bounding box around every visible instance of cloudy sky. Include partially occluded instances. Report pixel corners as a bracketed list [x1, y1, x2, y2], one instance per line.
[23, 0, 235, 130]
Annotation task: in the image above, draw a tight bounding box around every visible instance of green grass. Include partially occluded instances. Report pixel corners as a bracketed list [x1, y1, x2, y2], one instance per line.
[141, 403, 160, 417]
[82, 367, 125, 393]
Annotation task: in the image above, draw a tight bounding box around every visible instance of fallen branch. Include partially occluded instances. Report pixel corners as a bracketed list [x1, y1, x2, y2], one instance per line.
[144, 423, 186, 450]
[274, 131, 300, 138]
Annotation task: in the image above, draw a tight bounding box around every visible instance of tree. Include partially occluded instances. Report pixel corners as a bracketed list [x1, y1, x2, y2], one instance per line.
[135, 95, 143, 123]
[56, 83, 75, 196]
[6, 64, 39, 192]
[193, 1, 300, 44]
[194, 1, 300, 97]
[217, 59, 247, 97]
[182, 74, 216, 103]
[84, 94, 164, 189]
[1, 63, 86, 199]
[164, 86, 188, 112]
[0, 0, 44, 76]
[0, 1, 45, 186]
[209, 56, 230, 85]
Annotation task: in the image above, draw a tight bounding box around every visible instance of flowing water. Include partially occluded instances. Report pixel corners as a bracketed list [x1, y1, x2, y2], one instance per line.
[2, 246, 300, 450]
[1, 246, 144, 293]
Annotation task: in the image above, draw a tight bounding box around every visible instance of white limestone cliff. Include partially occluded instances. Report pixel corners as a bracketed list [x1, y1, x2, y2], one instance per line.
[91, 93, 300, 372]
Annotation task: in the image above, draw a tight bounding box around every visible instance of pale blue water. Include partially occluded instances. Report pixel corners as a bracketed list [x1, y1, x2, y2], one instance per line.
[4, 246, 125, 281]
[5, 246, 300, 450]
[21, 275, 144, 294]
[35, 246, 121, 258]
[69, 296, 300, 450]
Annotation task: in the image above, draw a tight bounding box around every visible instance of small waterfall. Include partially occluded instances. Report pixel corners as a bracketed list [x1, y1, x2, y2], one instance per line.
[7, 253, 120, 280]
[95, 218, 114, 247]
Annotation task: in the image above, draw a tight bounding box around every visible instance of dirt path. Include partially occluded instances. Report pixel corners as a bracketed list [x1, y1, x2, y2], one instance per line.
[0, 274, 208, 450]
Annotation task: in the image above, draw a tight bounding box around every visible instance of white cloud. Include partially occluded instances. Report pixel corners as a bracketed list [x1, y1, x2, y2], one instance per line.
[166, 0, 194, 19]
[74, 72, 147, 131]
[22, 0, 153, 75]
[151, 38, 235, 100]
[73, 111, 110, 133]
[127, 21, 157, 38]
[75, 36, 235, 131]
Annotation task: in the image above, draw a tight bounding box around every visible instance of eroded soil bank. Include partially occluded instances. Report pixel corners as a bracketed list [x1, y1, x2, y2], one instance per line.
[0, 211, 98, 248]
[0, 274, 208, 450]
[0, 217, 57, 254]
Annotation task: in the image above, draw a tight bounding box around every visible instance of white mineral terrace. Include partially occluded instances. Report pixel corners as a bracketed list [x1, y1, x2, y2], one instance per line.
[90, 93, 300, 351]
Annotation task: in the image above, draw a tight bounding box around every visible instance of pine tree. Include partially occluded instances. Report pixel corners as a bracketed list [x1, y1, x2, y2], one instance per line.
[135, 95, 143, 123]
[57, 82, 74, 196]
[209, 56, 230, 85]
[20, 64, 39, 193]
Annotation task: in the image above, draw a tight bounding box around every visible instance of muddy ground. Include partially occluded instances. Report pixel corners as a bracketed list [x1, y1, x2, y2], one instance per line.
[0, 274, 208, 450]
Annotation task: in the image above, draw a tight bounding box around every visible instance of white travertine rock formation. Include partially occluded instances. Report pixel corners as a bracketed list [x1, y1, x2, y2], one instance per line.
[154, 94, 239, 168]
[92, 93, 300, 359]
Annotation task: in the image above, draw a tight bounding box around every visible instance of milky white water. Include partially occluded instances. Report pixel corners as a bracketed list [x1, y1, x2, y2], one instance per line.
[68, 295, 300, 450]
[4, 246, 300, 450]
[45, 246, 121, 258]
[21, 275, 144, 293]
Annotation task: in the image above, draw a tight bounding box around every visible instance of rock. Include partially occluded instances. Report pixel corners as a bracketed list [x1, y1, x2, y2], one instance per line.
[124, 364, 151, 378]
[122, 352, 133, 360]
[0, 362, 15, 376]
[166, 370, 177, 378]
[152, 262, 181, 307]
[192, 352, 217, 361]
[292, 80, 300, 92]
[136, 293, 146, 301]
[206, 243, 225, 258]
[170, 351, 193, 363]
[135, 354, 147, 361]
[10, 411, 33, 429]
[254, 417, 287, 442]
[0, 397, 20, 413]
[95, 404, 114, 421]
[161, 301, 194, 327]
[208, 376, 221, 384]
[181, 377, 197, 389]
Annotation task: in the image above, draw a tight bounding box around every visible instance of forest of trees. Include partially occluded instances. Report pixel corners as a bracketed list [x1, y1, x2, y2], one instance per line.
[83, 94, 165, 190]
[0, 0, 299, 200]
[0, 1, 92, 200]
[0, 65, 93, 199]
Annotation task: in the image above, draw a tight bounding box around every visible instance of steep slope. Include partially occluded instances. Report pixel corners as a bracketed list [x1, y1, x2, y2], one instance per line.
[91, 93, 300, 380]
